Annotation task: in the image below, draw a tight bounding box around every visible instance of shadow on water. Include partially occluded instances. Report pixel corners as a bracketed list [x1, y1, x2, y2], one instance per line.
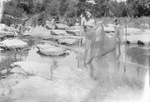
[126, 45, 150, 67]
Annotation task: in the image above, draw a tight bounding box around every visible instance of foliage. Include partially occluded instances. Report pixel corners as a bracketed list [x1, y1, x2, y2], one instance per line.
[1, 0, 150, 26]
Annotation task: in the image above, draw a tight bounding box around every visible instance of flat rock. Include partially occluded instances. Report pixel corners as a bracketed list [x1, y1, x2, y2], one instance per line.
[0, 39, 28, 50]
[66, 26, 84, 36]
[46, 23, 55, 30]
[23, 26, 52, 39]
[0, 30, 15, 38]
[36, 43, 66, 56]
[55, 23, 69, 30]
[58, 38, 78, 45]
[51, 30, 68, 36]
[10, 61, 54, 80]
[104, 26, 115, 33]
[66, 29, 80, 36]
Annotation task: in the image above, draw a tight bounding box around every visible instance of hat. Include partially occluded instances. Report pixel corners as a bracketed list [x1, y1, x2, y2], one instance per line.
[85, 10, 92, 17]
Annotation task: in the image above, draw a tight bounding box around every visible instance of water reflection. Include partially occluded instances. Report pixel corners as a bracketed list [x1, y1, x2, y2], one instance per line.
[83, 43, 149, 83]
[126, 45, 150, 67]
[86, 49, 118, 80]
[0, 38, 149, 80]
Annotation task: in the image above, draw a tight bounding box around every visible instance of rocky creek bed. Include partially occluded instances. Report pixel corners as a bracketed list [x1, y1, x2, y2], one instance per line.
[0, 24, 149, 102]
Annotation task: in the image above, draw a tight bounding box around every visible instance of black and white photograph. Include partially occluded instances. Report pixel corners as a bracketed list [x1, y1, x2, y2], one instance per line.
[0, 0, 149, 102]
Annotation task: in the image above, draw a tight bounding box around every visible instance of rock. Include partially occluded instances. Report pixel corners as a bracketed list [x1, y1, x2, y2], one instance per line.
[0, 24, 6, 30]
[66, 26, 84, 36]
[137, 40, 145, 45]
[0, 30, 15, 38]
[46, 23, 55, 30]
[107, 23, 116, 27]
[36, 43, 66, 56]
[0, 69, 8, 75]
[10, 67, 26, 75]
[123, 32, 150, 46]
[51, 30, 68, 36]
[66, 30, 79, 36]
[0, 39, 28, 50]
[140, 23, 149, 29]
[104, 26, 115, 33]
[55, 23, 69, 30]
[11, 61, 54, 80]
[23, 26, 52, 39]
[58, 38, 78, 45]
[68, 26, 81, 30]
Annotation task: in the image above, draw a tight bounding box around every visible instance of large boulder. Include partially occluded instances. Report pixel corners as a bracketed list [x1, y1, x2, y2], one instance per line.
[0, 39, 28, 50]
[10, 61, 54, 80]
[55, 23, 69, 30]
[36, 43, 66, 56]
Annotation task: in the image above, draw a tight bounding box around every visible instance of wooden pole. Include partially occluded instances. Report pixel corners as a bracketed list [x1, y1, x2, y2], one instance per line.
[77, 23, 82, 68]
[124, 17, 127, 74]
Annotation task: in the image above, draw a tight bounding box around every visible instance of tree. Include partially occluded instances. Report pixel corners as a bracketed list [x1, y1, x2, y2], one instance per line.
[127, 0, 150, 17]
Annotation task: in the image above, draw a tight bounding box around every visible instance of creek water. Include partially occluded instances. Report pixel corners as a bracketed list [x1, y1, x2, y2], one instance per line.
[0, 38, 149, 102]
[0, 38, 149, 76]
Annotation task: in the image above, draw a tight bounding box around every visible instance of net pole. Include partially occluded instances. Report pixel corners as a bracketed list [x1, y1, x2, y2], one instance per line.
[124, 17, 127, 74]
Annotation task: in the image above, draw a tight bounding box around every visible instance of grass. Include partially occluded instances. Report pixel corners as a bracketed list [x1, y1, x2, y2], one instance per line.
[81, 69, 145, 102]
[0, 55, 21, 77]
[80, 49, 146, 102]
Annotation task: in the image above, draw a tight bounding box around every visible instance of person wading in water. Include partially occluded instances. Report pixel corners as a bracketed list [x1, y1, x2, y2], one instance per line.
[80, 9, 97, 74]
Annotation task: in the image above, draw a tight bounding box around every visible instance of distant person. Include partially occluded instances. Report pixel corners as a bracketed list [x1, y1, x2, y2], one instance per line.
[114, 18, 121, 63]
[55, 15, 60, 23]
[115, 18, 120, 27]
[51, 18, 55, 25]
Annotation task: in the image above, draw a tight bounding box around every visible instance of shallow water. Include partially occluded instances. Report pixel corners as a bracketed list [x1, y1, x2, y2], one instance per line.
[0, 39, 149, 74]
[0, 40, 78, 71]
[0, 38, 149, 102]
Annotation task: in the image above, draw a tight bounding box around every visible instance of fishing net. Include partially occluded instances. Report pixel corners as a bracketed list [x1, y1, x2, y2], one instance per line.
[84, 23, 120, 64]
